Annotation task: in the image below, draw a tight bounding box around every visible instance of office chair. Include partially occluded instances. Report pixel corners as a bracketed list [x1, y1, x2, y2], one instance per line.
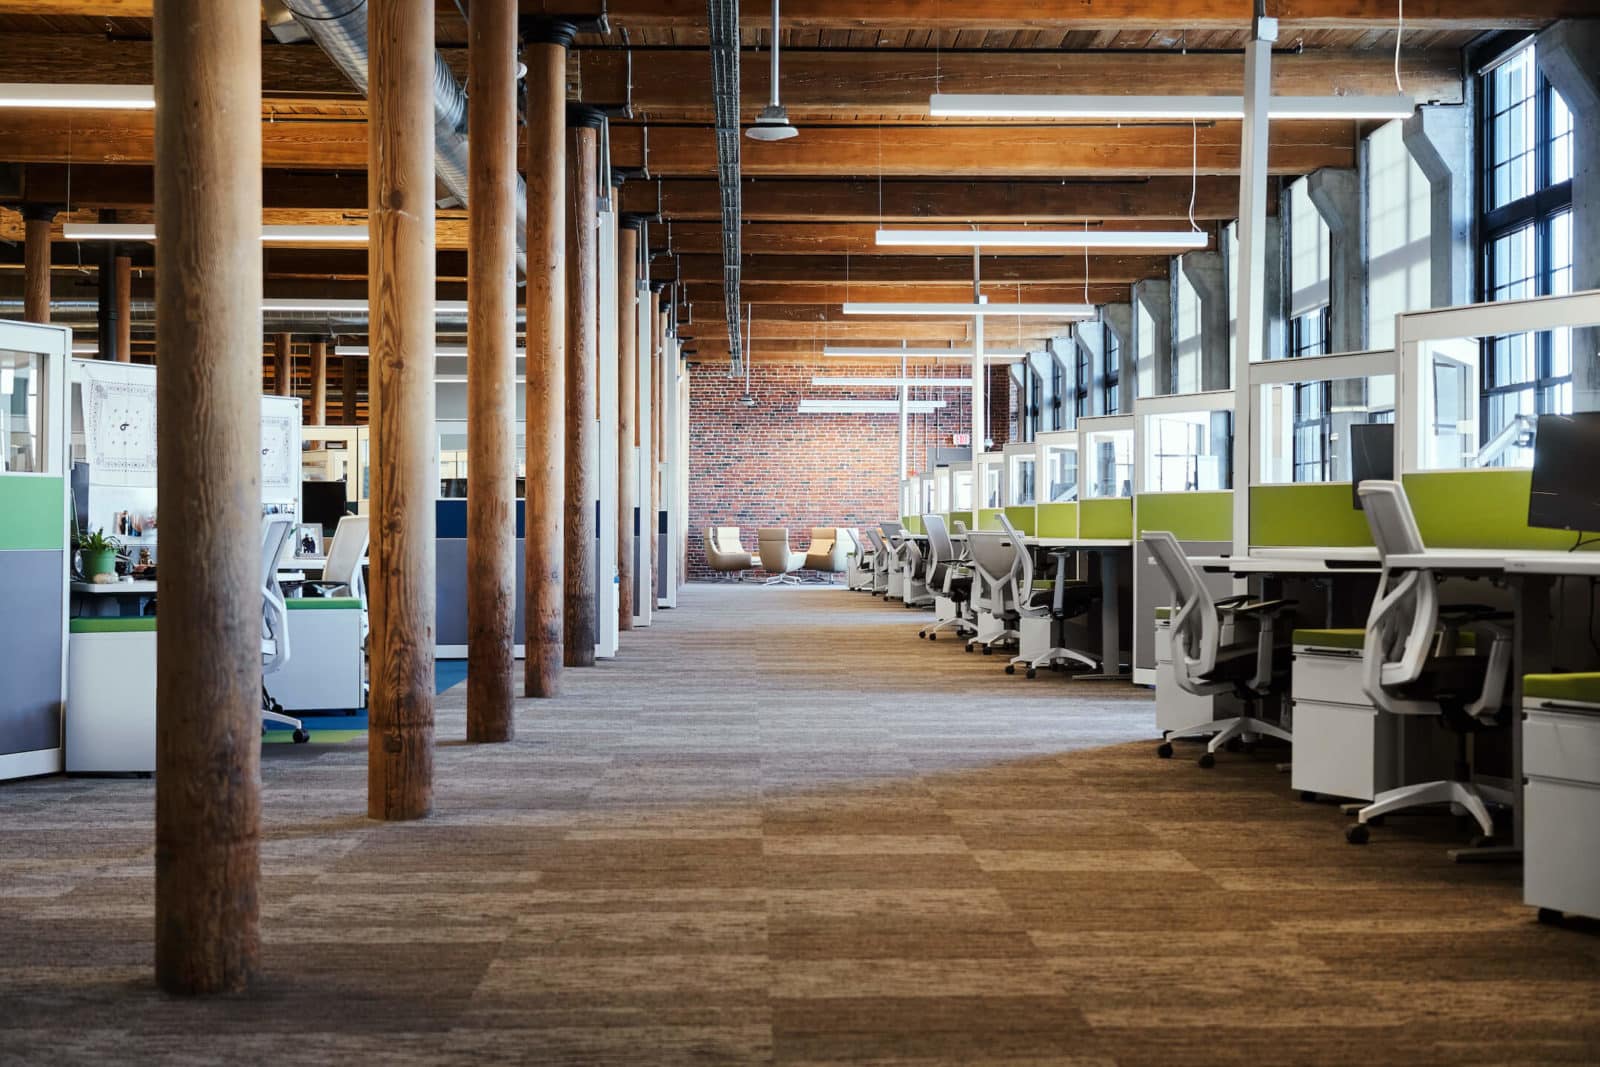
[900, 535, 934, 607]
[964, 527, 1024, 655]
[996, 514, 1100, 678]
[864, 528, 892, 595]
[757, 527, 805, 585]
[844, 528, 875, 591]
[261, 514, 310, 743]
[1142, 531, 1295, 767]
[918, 514, 975, 641]
[1347, 481, 1513, 846]
[704, 526, 754, 578]
[303, 515, 370, 642]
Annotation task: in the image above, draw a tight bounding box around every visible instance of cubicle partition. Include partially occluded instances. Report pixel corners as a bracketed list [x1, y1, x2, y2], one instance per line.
[0, 320, 70, 781]
[1034, 429, 1080, 538]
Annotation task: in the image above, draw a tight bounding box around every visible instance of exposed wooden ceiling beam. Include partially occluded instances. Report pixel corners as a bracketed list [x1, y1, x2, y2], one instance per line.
[576, 48, 1463, 121]
[621, 177, 1268, 222]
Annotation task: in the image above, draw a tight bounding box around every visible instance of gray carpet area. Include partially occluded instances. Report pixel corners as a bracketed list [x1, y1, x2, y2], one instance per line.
[1, 583, 1596, 1065]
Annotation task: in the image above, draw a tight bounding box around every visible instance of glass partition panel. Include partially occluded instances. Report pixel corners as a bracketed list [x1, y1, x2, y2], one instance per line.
[1257, 375, 1396, 483]
[952, 468, 973, 510]
[934, 466, 951, 512]
[1083, 427, 1134, 499]
[920, 474, 936, 515]
[1007, 453, 1037, 505]
[1044, 440, 1079, 502]
[436, 423, 527, 498]
[977, 454, 1003, 508]
[0, 349, 45, 473]
[1143, 410, 1233, 492]
[1417, 332, 1571, 470]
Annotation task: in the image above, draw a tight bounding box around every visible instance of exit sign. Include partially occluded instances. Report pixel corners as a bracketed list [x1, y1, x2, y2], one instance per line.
[951, 433, 971, 446]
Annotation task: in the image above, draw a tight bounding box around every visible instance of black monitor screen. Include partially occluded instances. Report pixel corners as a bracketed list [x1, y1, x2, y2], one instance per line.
[1349, 422, 1395, 510]
[1529, 413, 1600, 533]
[301, 479, 349, 531]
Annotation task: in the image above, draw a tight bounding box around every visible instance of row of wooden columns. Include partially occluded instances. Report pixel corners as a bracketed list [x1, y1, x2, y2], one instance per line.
[142, 0, 673, 995]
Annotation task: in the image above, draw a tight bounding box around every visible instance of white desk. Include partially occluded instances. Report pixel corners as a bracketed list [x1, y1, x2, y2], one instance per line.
[1250, 546, 1381, 564]
[1189, 555, 1381, 576]
[71, 579, 159, 595]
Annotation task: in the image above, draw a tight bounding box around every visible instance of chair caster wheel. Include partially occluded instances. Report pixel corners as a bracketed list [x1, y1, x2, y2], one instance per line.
[1345, 824, 1370, 845]
[1366, 815, 1385, 828]
[1004, 664, 1016, 675]
[928, 634, 937, 642]
[1156, 742, 1174, 759]
[1470, 833, 1496, 849]
[1025, 667, 1037, 679]
[1240, 740, 1259, 754]
[964, 644, 974, 653]
[1537, 907, 1563, 926]
[292, 728, 311, 744]
[1197, 753, 1216, 769]
[1224, 737, 1244, 753]
[1299, 790, 1319, 803]
[982, 645, 992, 656]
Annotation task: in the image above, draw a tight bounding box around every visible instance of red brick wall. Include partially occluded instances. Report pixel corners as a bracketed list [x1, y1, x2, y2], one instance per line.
[687, 360, 972, 579]
[987, 364, 1015, 448]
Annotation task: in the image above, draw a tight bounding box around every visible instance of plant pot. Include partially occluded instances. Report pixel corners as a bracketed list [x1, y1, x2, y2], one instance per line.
[83, 549, 119, 579]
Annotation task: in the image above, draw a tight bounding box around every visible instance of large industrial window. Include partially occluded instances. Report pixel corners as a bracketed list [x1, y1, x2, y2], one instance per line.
[1173, 265, 1203, 395]
[1050, 347, 1068, 431]
[1286, 176, 1331, 361]
[1102, 325, 1121, 415]
[1479, 40, 1574, 454]
[1366, 120, 1433, 348]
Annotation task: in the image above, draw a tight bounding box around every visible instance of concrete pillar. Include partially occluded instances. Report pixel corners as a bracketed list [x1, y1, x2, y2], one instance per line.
[1403, 104, 1475, 309]
[1307, 167, 1366, 354]
[1132, 280, 1171, 400]
[1537, 21, 1600, 412]
[1263, 214, 1287, 361]
[1181, 251, 1230, 392]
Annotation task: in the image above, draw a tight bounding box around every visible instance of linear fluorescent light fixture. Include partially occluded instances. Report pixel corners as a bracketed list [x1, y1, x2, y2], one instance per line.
[65, 222, 368, 243]
[875, 228, 1207, 251]
[811, 376, 975, 388]
[435, 375, 527, 384]
[928, 92, 1415, 121]
[843, 302, 1096, 319]
[797, 399, 947, 415]
[0, 83, 154, 110]
[821, 345, 973, 358]
[263, 298, 469, 315]
[336, 345, 529, 358]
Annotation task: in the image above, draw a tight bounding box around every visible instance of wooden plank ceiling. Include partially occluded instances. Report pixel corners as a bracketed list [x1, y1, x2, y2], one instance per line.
[0, 0, 1570, 371]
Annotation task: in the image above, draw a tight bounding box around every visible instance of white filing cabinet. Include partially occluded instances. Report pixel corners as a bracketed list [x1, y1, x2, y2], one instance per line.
[1523, 686, 1600, 922]
[1153, 612, 1240, 734]
[1290, 632, 1397, 802]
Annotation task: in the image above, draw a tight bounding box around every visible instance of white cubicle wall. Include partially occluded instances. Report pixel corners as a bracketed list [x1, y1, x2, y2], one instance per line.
[1002, 442, 1036, 507]
[1077, 414, 1135, 501]
[1035, 430, 1079, 504]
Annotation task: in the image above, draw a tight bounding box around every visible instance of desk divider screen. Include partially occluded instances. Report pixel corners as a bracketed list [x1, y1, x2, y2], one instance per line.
[1080, 497, 1133, 540]
[1135, 491, 1233, 542]
[1003, 506, 1037, 536]
[1035, 502, 1079, 538]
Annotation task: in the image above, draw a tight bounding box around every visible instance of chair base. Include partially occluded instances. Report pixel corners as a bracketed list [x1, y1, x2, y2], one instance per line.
[919, 615, 975, 639]
[1009, 645, 1098, 675]
[1350, 778, 1512, 840]
[1160, 713, 1292, 763]
[968, 628, 1019, 655]
[762, 573, 804, 586]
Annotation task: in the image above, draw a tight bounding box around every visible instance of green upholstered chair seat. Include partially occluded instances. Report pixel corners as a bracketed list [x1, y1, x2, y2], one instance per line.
[70, 617, 157, 634]
[1523, 673, 1600, 705]
[286, 597, 363, 610]
[1292, 628, 1365, 651]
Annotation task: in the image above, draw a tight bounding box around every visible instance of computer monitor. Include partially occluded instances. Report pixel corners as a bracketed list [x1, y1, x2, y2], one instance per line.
[301, 479, 349, 532]
[1349, 422, 1395, 510]
[1528, 412, 1600, 533]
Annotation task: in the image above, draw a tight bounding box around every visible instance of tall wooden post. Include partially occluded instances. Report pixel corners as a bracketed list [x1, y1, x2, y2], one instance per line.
[308, 338, 328, 426]
[466, 0, 517, 742]
[115, 252, 133, 361]
[564, 106, 601, 668]
[367, 0, 436, 821]
[152, 0, 262, 995]
[21, 205, 56, 324]
[616, 220, 639, 630]
[273, 333, 292, 397]
[342, 353, 360, 424]
[523, 21, 571, 698]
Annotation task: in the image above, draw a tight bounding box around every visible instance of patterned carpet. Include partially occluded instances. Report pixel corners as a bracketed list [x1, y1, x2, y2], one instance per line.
[1, 584, 1596, 1065]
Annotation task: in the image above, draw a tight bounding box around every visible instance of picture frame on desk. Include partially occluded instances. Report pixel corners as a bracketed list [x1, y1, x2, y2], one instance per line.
[295, 523, 324, 559]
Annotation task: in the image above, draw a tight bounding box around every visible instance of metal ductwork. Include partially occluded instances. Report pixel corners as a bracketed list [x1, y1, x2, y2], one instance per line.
[282, 0, 528, 274]
[707, 0, 743, 373]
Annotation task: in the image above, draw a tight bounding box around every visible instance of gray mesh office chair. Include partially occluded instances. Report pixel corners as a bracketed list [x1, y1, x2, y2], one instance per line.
[918, 514, 975, 640]
[261, 514, 310, 743]
[996, 513, 1100, 678]
[1143, 531, 1295, 767]
[1347, 481, 1513, 846]
[964, 526, 1024, 656]
[864, 528, 892, 595]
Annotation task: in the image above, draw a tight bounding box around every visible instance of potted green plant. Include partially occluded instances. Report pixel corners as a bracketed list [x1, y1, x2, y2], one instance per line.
[75, 528, 123, 580]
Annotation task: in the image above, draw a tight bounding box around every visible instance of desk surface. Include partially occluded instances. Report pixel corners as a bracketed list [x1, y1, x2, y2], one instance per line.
[1249, 546, 1382, 564]
[71, 580, 158, 594]
[1385, 548, 1600, 574]
[1189, 554, 1381, 575]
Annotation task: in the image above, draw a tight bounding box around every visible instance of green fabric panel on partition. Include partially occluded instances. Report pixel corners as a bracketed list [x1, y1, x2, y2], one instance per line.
[900, 515, 924, 535]
[946, 510, 974, 531]
[1154, 606, 1172, 621]
[1250, 484, 1374, 547]
[1293, 628, 1366, 651]
[976, 508, 1005, 531]
[1080, 498, 1133, 539]
[70, 617, 157, 633]
[286, 597, 363, 610]
[1404, 470, 1600, 551]
[1136, 491, 1232, 541]
[1035, 503, 1078, 537]
[1524, 673, 1600, 704]
[0, 476, 65, 551]
[1003, 506, 1037, 536]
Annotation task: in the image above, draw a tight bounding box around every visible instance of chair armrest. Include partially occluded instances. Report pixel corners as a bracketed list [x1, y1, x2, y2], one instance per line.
[1438, 605, 1513, 623]
[1215, 593, 1253, 607]
[1223, 598, 1298, 617]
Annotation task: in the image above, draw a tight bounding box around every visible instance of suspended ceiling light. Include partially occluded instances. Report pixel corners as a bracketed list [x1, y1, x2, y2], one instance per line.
[746, 0, 798, 141]
[843, 302, 1096, 319]
[0, 83, 154, 109]
[822, 345, 974, 357]
[811, 376, 975, 388]
[797, 399, 947, 414]
[263, 298, 470, 315]
[874, 228, 1208, 251]
[335, 345, 529, 358]
[64, 222, 369, 243]
[927, 92, 1415, 121]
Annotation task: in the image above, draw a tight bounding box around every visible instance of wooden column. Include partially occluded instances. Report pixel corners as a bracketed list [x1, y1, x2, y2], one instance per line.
[308, 338, 328, 426]
[367, 0, 436, 821]
[465, 0, 517, 742]
[616, 220, 639, 630]
[272, 333, 292, 397]
[152, 0, 263, 995]
[564, 106, 601, 668]
[524, 21, 571, 698]
[342, 353, 360, 424]
[21, 205, 56, 324]
[115, 252, 133, 362]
